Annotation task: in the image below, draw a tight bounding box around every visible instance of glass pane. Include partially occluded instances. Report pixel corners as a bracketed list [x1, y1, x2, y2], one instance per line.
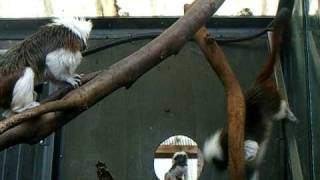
[0, 0, 279, 18]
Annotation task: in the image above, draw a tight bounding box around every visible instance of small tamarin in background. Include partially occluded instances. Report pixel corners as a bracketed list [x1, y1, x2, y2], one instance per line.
[165, 151, 190, 180]
[0, 17, 92, 118]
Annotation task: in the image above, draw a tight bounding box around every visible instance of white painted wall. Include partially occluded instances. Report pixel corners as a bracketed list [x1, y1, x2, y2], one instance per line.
[0, 0, 279, 17]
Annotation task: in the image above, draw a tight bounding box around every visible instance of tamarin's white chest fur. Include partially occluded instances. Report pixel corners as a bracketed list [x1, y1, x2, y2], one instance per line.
[1, 17, 92, 118]
[44, 17, 92, 86]
[46, 49, 82, 75]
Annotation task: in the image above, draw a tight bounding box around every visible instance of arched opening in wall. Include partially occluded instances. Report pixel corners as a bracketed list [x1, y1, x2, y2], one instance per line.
[153, 135, 204, 180]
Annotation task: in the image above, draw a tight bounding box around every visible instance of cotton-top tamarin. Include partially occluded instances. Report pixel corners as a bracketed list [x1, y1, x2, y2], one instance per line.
[165, 151, 190, 180]
[0, 17, 92, 117]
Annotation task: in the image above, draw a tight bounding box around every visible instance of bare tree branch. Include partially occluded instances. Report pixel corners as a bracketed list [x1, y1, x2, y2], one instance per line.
[0, 71, 102, 134]
[0, 0, 226, 150]
[184, 4, 246, 180]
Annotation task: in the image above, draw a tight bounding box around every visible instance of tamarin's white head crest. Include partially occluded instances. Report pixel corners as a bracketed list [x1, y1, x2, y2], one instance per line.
[172, 151, 187, 159]
[51, 17, 92, 43]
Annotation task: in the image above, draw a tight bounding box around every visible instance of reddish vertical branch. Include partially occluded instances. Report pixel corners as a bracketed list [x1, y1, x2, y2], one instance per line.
[184, 4, 246, 180]
[197, 28, 246, 180]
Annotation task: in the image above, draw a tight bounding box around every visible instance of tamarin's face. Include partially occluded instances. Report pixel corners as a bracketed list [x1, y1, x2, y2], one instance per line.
[175, 155, 187, 166]
[172, 152, 188, 166]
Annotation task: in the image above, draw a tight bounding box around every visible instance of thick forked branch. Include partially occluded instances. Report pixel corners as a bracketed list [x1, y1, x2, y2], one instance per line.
[0, 0, 226, 150]
[184, 4, 246, 180]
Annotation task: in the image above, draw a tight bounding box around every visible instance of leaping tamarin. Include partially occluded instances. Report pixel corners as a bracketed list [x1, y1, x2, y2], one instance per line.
[203, 8, 297, 180]
[0, 18, 92, 117]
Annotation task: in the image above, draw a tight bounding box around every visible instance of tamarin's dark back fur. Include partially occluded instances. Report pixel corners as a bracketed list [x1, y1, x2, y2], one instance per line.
[0, 23, 86, 108]
[0, 25, 85, 79]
